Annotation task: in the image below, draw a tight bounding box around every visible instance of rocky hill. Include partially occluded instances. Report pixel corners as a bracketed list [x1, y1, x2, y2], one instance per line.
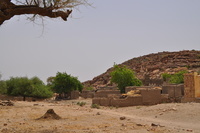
[83, 50, 200, 88]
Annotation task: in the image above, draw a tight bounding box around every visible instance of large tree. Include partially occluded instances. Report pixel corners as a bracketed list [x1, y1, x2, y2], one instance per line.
[51, 72, 83, 94]
[0, 0, 88, 25]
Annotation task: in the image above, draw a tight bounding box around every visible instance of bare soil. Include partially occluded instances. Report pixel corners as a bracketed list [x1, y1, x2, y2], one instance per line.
[0, 98, 199, 133]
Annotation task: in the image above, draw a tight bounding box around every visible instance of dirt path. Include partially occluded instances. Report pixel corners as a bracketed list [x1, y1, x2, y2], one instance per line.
[0, 99, 199, 133]
[95, 108, 199, 132]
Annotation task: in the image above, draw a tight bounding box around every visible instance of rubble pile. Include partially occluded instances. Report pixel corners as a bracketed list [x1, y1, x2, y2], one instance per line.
[0, 100, 14, 106]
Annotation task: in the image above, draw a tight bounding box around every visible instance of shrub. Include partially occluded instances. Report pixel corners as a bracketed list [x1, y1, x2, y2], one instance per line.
[86, 86, 94, 91]
[91, 104, 100, 109]
[162, 70, 188, 84]
[162, 73, 171, 82]
[77, 101, 86, 107]
[0, 80, 7, 94]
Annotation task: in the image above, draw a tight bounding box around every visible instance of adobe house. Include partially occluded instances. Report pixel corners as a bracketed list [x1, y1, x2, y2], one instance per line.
[182, 72, 200, 102]
[92, 87, 163, 107]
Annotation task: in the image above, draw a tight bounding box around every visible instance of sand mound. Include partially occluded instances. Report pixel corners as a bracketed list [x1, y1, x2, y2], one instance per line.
[37, 109, 61, 120]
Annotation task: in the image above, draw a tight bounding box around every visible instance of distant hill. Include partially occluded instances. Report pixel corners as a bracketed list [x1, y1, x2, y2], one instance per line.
[83, 50, 200, 88]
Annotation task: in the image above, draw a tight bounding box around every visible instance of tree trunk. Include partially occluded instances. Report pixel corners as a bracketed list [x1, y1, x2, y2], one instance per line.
[23, 96, 26, 101]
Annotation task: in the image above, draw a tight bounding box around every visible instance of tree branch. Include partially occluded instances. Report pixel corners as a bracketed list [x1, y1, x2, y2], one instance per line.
[0, 0, 72, 25]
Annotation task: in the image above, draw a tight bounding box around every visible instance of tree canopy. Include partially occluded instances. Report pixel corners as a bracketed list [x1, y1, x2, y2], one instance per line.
[110, 64, 142, 93]
[0, 0, 89, 25]
[51, 72, 83, 94]
[5, 76, 53, 100]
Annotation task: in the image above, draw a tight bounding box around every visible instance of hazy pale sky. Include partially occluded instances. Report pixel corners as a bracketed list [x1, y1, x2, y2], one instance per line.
[0, 0, 200, 83]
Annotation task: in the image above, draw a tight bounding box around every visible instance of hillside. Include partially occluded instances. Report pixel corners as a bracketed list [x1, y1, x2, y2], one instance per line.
[83, 50, 200, 88]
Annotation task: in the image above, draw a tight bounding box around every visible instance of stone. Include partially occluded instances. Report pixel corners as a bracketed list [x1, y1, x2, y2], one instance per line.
[151, 123, 159, 127]
[120, 116, 126, 120]
[96, 112, 100, 115]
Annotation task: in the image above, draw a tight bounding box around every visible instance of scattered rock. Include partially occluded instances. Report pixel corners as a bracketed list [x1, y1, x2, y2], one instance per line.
[96, 112, 101, 115]
[186, 129, 193, 132]
[0, 100, 14, 106]
[120, 116, 126, 120]
[136, 123, 143, 126]
[151, 123, 159, 127]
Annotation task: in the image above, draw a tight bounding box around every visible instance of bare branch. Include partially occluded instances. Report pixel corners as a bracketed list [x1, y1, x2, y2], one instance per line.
[0, 0, 89, 25]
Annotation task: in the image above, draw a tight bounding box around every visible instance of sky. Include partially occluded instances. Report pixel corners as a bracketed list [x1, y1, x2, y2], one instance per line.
[0, 0, 200, 83]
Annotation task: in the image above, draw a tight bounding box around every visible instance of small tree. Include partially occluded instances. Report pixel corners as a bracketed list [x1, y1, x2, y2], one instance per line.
[110, 65, 142, 93]
[51, 72, 83, 95]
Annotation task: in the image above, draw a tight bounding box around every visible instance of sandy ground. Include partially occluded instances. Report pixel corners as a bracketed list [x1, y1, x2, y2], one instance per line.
[0, 98, 199, 133]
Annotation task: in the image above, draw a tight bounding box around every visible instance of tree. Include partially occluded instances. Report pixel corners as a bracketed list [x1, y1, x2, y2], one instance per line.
[51, 72, 83, 94]
[6, 77, 34, 101]
[0, 0, 89, 25]
[6, 76, 53, 100]
[0, 80, 7, 94]
[110, 64, 142, 93]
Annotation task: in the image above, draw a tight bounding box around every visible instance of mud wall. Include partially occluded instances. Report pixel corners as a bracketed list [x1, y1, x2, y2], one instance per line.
[125, 86, 152, 93]
[194, 74, 200, 97]
[162, 84, 184, 98]
[0, 95, 44, 101]
[81, 90, 94, 99]
[140, 89, 161, 105]
[94, 90, 120, 98]
[70, 91, 79, 99]
[92, 96, 143, 107]
[184, 73, 196, 98]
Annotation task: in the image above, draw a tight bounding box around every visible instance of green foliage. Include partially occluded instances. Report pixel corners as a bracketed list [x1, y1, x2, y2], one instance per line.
[6, 77, 33, 96]
[31, 85, 53, 98]
[6, 76, 53, 99]
[51, 72, 83, 94]
[31, 76, 44, 86]
[162, 73, 171, 82]
[110, 65, 142, 93]
[91, 104, 100, 109]
[0, 80, 7, 94]
[162, 70, 188, 84]
[77, 101, 86, 107]
[86, 86, 94, 91]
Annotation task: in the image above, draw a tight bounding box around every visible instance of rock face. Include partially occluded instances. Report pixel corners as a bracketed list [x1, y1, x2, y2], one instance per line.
[83, 50, 200, 88]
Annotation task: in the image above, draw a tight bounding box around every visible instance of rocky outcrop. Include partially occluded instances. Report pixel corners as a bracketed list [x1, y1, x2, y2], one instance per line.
[83, 50, 200, 88]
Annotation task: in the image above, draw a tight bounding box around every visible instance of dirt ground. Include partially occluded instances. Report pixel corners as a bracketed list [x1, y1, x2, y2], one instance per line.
[0, 98, 199, 133]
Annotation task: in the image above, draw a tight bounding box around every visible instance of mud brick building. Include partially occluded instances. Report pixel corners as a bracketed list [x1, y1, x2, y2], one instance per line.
[182, 72, 200, 102]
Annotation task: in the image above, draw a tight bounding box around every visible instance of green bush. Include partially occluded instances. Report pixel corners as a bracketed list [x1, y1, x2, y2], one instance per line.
[77, 101, 86, 106]
[110, 64, 142, 93]
[0, 80, 7, 94]
[162, 70, 188, 84]
[91, 104, 100, 109]
[86, 86, 94, 91]
[31, 85, 53, 98]
[162, 73, 171, 82]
